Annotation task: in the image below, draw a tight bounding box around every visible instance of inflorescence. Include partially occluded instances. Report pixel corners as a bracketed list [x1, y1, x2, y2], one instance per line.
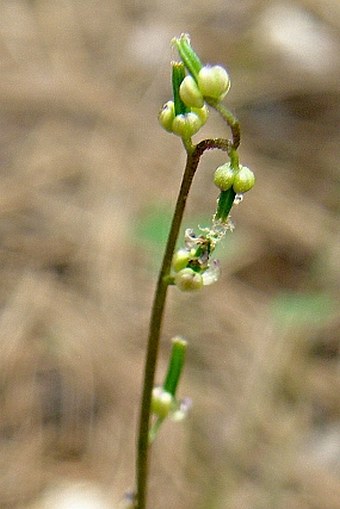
[159, 34, 255, 293]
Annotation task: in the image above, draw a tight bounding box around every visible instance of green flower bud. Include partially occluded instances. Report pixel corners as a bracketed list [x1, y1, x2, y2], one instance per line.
[233, 165, 255, 193]
[213, 162, 236, 191]
[197, 65, 231, 101]
[159, 100, 175, 132]
[151, 387, 174, 418]
[172, 112, 202, 138]
[172, 249, 191, 272]
[174, 268, 203, 291]
[191, 104, 209, 126]
[179, 75, 204, 108]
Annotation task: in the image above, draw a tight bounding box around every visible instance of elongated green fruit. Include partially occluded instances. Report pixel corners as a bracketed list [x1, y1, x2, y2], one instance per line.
[172, 33, 203, 80]
[163, 336, 187, 397]
[172, 62, 189, 116]
[215, 188, 236, 222]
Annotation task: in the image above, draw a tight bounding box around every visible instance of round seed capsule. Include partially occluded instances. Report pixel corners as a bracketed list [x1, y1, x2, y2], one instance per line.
[174, 268, 203, 291]
[213, 162, 236, 191]
[191, 104, 209, 126]
[179, 75, 204, 108]
[172, 112, 202, 138]
[197, 65, 230, 101]
[233, 165, 255, 193]
[159, 101, 175, 132]
[172, 249, 191, 272]
[151, 387, 173, 418]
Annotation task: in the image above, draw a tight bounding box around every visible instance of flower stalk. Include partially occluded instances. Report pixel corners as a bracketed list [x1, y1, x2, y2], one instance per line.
[134, 34, 254, 509]
[136, 138, 231, 509]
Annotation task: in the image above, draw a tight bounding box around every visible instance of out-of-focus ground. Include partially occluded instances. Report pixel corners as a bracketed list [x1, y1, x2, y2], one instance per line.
[0, 1, 339, 508]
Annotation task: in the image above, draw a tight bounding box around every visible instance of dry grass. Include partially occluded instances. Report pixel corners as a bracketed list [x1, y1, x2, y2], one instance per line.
[0, 1, 339, 508]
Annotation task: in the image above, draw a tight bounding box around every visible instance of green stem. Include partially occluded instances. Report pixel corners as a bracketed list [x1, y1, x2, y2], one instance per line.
[207, 100, 241, 150]
[228, 147, 240, 169]
[135, 137, 231, 509]
[148, 416, 164, 444]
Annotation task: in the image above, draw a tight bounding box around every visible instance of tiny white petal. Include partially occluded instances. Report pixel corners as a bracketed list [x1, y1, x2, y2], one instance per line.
[202, 260, 221, 286]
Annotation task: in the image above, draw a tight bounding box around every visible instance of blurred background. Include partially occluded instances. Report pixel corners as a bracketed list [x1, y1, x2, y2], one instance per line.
[0, 1, 339, 508]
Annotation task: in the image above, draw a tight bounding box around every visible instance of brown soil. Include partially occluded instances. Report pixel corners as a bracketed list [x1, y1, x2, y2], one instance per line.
[0, 2, 339, 508]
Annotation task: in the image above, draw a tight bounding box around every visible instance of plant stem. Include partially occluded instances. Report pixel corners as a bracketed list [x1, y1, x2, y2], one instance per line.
[207, 100, 241, 150]
[135, 137, 231, 509]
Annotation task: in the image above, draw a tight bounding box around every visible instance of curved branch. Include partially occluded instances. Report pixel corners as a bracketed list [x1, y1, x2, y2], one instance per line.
[195, 137, 232, 158]
[206, 100, 241, 149]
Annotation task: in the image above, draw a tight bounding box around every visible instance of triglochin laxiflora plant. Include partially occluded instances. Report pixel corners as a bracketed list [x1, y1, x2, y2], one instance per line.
[128, 34, 255, 509]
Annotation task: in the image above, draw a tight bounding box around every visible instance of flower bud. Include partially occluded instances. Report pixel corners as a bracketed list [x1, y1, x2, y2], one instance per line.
[172, 249, 191, 272]
[213, 162, 236, 191]
[159, 100, 175, 132]
[172, 112, 202, 138]
[233, 165, 255, 193]
[197, 65, 230, 101]
[179, 75, 204, 108]
[151, 387, 174, 418]
[191, 104, 209, 126]
[174, 268, 203, 291]
[202, 260, 221, 286]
